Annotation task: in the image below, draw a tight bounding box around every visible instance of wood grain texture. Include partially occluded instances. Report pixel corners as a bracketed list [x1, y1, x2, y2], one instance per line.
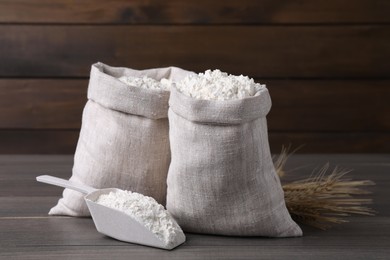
[0, 25, 389, 78]
[1, 79, 389, 132]
[266, 79, 390, 132]
[0, 79, 86, 129]
[269, 132, 390, 153]
[0, 155, 389, 259]
[0, 244, 388, 260]
[0, 1, 389, 154]
[0, 130, 389, 154]
[0, 197, 62, 217]
[0, 220, 389, 259]
[0, 130, 79, 154]
[0, 0, 389, 24]
[1, 154, 388, 213]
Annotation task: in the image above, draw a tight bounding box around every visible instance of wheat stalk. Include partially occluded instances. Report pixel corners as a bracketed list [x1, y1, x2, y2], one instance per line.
[274, 147, 376, 230]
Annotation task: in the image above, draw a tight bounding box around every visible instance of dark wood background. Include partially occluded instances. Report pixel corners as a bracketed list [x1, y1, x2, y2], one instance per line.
[0, 0, 389, 154]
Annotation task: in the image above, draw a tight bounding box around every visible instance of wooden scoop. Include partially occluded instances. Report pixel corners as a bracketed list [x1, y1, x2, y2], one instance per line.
[36, 175, 185, 250]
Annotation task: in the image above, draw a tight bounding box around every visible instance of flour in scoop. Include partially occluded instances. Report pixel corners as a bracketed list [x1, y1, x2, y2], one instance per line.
[96, 190, 185, 247]
[118, 75, 171, 91]
[175, 69, 266, 100]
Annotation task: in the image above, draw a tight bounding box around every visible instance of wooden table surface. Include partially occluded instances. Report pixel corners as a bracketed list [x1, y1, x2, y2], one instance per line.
[0, 154, 389, 260]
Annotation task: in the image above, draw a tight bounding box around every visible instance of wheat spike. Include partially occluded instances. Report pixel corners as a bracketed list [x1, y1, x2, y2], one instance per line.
[274, 147, 376, 230]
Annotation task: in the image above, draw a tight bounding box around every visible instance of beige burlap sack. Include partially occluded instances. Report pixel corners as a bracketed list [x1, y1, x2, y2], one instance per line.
[166, 87, 302, 237]
[50, 62, 193, 216]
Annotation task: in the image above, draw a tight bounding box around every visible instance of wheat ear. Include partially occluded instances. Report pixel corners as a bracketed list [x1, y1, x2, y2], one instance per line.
[274, 148, 376, 229]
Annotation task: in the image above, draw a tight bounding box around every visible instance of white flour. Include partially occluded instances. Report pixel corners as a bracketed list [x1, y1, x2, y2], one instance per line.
[118, 75, 171, 91]
[175, 69, 266, 100]
[96, 190, 185, 247]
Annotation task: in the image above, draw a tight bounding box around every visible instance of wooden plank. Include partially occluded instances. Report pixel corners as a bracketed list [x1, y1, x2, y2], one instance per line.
[0, 218, 388, 259]
[0, 155, 72, 197]
[1, 195, 387, 218]
[1, 79, 389, 131]
[269, 132, 390, 153]
[0, 245, 389, 260]
[0, 197, 62, 217]
[0, 0, 389, 24]
[0, 217, 389, 247]
[0, 155, 387, 213]
[0, 130, 389, 154]
[0, 155, 388, 205]
[0, 130, 79, 154]
[0, 25, 389, 78]
[0, 79, 86, 129]
[0, 217, 388, 247]
[266, 79, 390, 132]
[0, 155, 388, 258]
[0, 154, 387, 215]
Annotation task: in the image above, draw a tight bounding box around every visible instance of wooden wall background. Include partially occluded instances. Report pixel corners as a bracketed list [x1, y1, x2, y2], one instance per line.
[0, 0, 389, 154]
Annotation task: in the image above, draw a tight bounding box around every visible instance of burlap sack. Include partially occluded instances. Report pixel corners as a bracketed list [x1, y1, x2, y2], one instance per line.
[166, 87, 302, 237]
[50, 62, 193, 216]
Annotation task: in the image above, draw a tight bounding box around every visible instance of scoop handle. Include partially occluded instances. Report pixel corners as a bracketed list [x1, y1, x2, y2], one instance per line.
[36, 175, 97, 195]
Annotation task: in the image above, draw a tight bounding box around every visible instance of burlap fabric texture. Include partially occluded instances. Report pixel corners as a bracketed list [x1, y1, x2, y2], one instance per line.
[50, 62, 194, 216]
[166, 87, 302, 237]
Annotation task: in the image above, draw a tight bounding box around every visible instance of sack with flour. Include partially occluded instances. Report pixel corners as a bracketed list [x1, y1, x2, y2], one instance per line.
[166, 71, 302, 237]
[50, 62, 193, 216]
